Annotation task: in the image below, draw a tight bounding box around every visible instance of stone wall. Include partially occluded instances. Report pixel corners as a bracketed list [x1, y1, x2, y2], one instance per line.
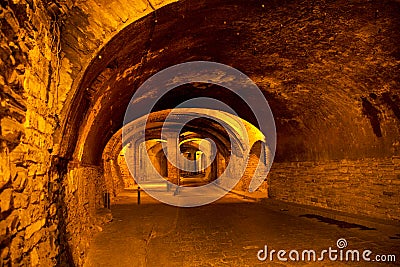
[0, 0, 66, 265]
[118, 154, 135, 189]
[236, 142, 268, 194]
[63, 164, 109, 266]
[269, 157, 400, 221]
[1, 1, 108, 265]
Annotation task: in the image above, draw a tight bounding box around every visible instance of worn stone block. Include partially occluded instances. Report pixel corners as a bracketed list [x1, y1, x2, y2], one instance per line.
[383, 191, 395, 197]
[9, 234, 24, 263]
[13, 192, 29, 209]
[12, 169, 28, 191]
[25, 218, 46, 239]
[0, 117, 24, 144]
[30, 248, 39, 266]
[0, 188, 13, 213]
[1, 246, 9, 260]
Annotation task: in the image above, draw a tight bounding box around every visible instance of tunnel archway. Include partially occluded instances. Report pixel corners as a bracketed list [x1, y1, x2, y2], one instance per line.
[101, 108, 268, 204]
[47, 0, 400, 264]
[59, 0, 400, 168]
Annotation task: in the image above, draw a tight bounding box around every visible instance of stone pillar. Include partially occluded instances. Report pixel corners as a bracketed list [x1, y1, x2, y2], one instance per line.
[166, 137, 179, 185]
[103, 159, 114, 195]
[217, 152, 226, 178]
[124, 142, 138, 184]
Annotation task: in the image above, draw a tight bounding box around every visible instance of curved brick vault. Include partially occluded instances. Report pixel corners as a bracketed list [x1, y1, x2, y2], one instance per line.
[59, 0, 400, 163]
[0, 0, 400, 266]
[101, 108, 268, 200]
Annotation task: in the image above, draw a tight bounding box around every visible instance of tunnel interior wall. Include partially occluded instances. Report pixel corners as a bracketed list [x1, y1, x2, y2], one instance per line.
[118, 155, 135, 189]
[63, 164, 109, 265]
[235, 141, 268, 194]
[0, 0, 112, 265]
[0, 0, 67, 265]
[269, 157, 400, 221]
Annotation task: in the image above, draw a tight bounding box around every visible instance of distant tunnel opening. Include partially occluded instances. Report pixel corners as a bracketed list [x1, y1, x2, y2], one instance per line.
[102, 108, 269, 201]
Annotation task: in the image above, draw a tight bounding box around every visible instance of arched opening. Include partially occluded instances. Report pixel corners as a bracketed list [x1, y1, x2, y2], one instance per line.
[100, 108, 267, 202]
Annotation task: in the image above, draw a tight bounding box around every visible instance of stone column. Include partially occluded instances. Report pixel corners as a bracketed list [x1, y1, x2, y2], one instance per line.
[166, 137, 179, 185]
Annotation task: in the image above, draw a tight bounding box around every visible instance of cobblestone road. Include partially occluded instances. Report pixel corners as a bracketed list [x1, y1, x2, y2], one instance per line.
[84, 191, 399, 267]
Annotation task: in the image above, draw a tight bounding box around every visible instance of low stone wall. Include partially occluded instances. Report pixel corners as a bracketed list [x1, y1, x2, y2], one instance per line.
[63, 164, 109, 265]
[269, 157, 400, 221]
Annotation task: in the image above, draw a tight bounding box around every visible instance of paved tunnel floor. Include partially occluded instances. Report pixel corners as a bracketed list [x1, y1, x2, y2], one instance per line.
[84, 191, 400, 267]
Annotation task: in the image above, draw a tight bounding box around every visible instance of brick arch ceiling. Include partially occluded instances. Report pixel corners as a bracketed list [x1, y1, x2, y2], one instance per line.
[60, 0, 400, 165]
[101, 108, 266, 166]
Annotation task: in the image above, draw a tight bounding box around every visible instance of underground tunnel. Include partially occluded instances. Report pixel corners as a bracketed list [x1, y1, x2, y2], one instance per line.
[0, 0, 400, 266]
